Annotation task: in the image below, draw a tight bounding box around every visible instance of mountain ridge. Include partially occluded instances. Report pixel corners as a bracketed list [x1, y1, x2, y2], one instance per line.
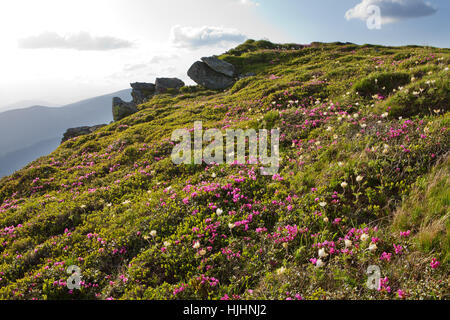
[0, 100, 59, 113]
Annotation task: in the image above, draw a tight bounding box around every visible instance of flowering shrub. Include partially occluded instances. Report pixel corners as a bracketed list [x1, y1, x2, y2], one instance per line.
[0, 40, 448, 300]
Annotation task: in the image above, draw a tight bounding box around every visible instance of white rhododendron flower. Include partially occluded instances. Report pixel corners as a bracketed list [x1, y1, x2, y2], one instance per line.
[369, 243, 378, 252]
[345, 239, 352, 248]
[318, 248, 328, 258]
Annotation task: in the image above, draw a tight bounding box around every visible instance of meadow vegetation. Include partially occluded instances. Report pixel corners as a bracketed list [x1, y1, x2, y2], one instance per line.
[0, 40, 448, 300]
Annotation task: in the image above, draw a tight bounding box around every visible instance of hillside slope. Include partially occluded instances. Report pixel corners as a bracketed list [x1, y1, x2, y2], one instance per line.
[0, 40, 448, 300]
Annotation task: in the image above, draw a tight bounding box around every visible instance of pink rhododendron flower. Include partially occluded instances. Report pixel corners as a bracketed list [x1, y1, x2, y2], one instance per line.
[430, 258, 440, 269]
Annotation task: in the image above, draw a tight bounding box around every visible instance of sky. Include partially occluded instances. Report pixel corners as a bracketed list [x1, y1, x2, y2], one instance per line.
[0, 0, 448, 108]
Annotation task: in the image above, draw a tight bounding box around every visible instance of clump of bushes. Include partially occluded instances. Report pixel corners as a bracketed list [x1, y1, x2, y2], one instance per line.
[393, 158, 449, 264]
[225, 39, 301, 56]
[387, 76, 449, 118]
[353, 72, 410, 97]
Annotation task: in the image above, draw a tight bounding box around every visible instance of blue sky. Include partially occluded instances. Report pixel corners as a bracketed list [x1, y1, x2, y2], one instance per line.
[0, 0, 448, 108]
[258, 0, 450, 47]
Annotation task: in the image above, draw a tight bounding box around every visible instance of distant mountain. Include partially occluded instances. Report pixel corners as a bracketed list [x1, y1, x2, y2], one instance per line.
[0, 89, 131, 177]
[0, 100, 59, 113]
[0, 137, 61, 177]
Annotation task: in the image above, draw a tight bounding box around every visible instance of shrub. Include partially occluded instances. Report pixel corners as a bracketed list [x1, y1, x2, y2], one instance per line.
[353, 72, 410, 97]
[387, 77, 449, 118]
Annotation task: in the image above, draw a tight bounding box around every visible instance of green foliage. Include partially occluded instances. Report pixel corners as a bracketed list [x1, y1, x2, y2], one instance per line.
[393, 159, 449, 264]
[0, 40, 449, 300]
[386, 76, 450, 118]
[353, 72, 411, 97]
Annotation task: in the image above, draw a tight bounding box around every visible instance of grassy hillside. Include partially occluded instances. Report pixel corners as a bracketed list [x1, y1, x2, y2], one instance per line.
[0, 40, 448, 300]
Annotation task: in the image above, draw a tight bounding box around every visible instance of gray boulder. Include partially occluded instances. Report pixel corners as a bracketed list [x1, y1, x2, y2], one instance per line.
[201, 56, 235, 77]
[130, 82, 155, 104]
[155, 77, 185, 94]
[62, 124, 106, 143]
[112, 97, 138, 122]
[187, 61, 235, 90]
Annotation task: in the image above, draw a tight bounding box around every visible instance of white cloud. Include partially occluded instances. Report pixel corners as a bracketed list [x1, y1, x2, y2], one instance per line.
[149, 54, 179, 64]
[123, 63, 148, 72]
[345, 0, 437, 24]
[238, 0, 260, 7]
[18, 31, 133, 51]
[170, 25, 247, 49]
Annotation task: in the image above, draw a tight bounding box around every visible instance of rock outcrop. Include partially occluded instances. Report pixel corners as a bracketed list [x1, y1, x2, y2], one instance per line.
[61, 124, 106, 143]
[112, 78, 185, 121]
[201, 56, 236, 78]
[109, 56, 237, 122]
[112, 97, 138, 122]
[155, 78, 185, 94]
[187, 60, 235, 90]
[130, 82, 155, 104]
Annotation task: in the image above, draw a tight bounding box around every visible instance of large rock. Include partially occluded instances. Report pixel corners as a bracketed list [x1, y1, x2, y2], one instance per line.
[112, 97, 138, 121]
[130, 82, 155, 104]
[187, 61, 235, 90]
[201, 56, 235, 77]
[61, 124, 106, 143]
[155, 77, 185, 94]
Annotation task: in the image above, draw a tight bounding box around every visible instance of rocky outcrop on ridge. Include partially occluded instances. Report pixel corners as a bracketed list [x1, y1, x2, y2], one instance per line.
[187, 56, 237, 90]
[112, 97, 138, 122]
[112, 77, 185, 121]
[61, 124, 106, 143]
[201, 56, 236, 78]
[155, 78, 185, 94]
[130, 82, 155, 104]
[110, 56, 238, 123]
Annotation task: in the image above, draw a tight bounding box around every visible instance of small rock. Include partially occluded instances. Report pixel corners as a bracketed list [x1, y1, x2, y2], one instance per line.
[112, 97, 138, 121]
[201, 56, 235, 77]
[155, 78, 185, 94]
[61, 125, 106, 143]
[187, 61, 235, 90]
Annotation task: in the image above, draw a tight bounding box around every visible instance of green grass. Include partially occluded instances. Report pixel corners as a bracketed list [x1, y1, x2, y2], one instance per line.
[0, 40, 448, 300]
